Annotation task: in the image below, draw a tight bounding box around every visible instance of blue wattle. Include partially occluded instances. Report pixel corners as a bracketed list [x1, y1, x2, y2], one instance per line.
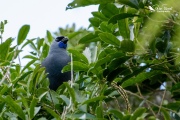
[58, 41, 67, 49]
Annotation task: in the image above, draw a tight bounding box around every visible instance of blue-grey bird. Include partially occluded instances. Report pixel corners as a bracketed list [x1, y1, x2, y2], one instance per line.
[42, 36, 71, 91]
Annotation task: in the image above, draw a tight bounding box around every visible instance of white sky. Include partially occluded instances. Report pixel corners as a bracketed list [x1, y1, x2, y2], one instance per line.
[0, 0, 98, 65]
[0, 0, 98, 39]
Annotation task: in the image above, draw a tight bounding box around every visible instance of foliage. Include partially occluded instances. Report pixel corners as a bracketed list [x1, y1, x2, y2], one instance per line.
[0, 0, 180, 119]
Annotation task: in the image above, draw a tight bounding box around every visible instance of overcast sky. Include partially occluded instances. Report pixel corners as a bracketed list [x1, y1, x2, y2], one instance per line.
[0, 0, 98, 39]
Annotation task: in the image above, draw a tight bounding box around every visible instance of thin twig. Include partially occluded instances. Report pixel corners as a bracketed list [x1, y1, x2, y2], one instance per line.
[158, 89, 167, 115]
[70, 53, 73, 87]
[0, 46, 18, 85]
[17, 47, 22, 67]
[61, 53, 74, 120]
[125, 90, 178, 114]
[136, 84, 156, 117]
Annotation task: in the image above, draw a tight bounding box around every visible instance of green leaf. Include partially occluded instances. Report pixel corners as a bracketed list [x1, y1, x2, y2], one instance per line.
[21, 60, 36, 72]
[118, 19, 130, 39]
[66, 0, 114, 9]
[62, 61, 89, 72]
[0, 102, 5, 113]
[82, 96, 106, 105]
[95, 55, 112, 68]
[68, 49, 89, 64]
[122, 70, 162, 88]
[0, 38, 12, 61]
[165, 101, 180, 111]
[108, 56, 131, 71]
[100, 3, 119, 18]
[21, 38, 36, 49]
[96, 104, 103, 118]
[60, 95, 70, 105]
[3, 95, 26, 120]
[161, 108, 171, 120]
[89, 17, 101, 27]
[30, 97, 39, 119]
[119, 65, 150, 84]
[0, 85, 9, 95]
[118, 0, 139, 9]
[17, 24, 30, 45]
[171, 82, 180, 92]
[107, 68, 129, 81]
[67, 31, 83, 39]
[91, 12, 108, 21]
[64, 82, 76, 105]
[13, 71, 33, 86]
[99, 32, 120, 46]
[23, 55, 39, 60]
[108, 109, 123, 119]
[79, 31, 101, 44]
[42, 43, 49, 58]
[36, 88, 48, 100]
[44, 107, 61, 120]
[109, 13, 138, 24]
[130, 107, 146, 120]
[37, 38, 44, 50]
[121, 40, 135, 52]
[66, 113, 95, 119]
[100, 22, 114, 33]
[46, 30, 53, 43]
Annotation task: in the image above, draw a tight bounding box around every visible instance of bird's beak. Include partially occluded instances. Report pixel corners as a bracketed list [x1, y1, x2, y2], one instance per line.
[61, 38, 68, 44]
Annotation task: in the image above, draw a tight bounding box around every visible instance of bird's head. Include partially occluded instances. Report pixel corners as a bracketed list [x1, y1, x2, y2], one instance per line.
[55, 36, 68, 49]
[49, 36, 69, 54]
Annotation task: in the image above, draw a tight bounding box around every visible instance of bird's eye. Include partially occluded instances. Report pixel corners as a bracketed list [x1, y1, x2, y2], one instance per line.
[61, 38, 68, 44]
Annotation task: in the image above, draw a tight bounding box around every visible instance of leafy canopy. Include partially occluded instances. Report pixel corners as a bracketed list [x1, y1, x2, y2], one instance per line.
[0, 0, 180, 119]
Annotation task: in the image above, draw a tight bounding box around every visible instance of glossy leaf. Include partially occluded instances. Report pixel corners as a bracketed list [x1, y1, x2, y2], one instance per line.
[96, 104, 103, 118]
[62, 61, 89, 72]
[44, 107, 61, 120]
[130, 107, 146, 120]
[17, 24, 30, 45]
[91, 12, 108, 21]
[66, 113, 95, 119]
[89, 17, 101, 27]
[118, 0, 139, 9]
[64, 82, 76, 105]
[122, 70, 162, 88]
[116, 6, 133, 40]
[121, 40, 135, 52]
[108, 109, 123, 119]
[12, 71, 33, 86]
[99, 32, 120, 46]
[66, 0, 114, 9]
[46, 30, 53, 43]
[30, 97, 39, 119]
[23, 55, 39, 60]
[161, 108, 171, 120]
[0, 38, 12, 60]
[95, 55, 112, 68]
[68, 49, 89, 64]
[100, 3, 119, 18]
[36, 88, 48, 100]
[171, 82, 180, 92]
[79, 31, 101, 44]
[3, 95, 26, 120]
[100, 22, 114, 33]
[83, 96, 106, 105]
[109, 13, 138, 24]
[60, 95, 70, 105]
[108, 56, 131, 71]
